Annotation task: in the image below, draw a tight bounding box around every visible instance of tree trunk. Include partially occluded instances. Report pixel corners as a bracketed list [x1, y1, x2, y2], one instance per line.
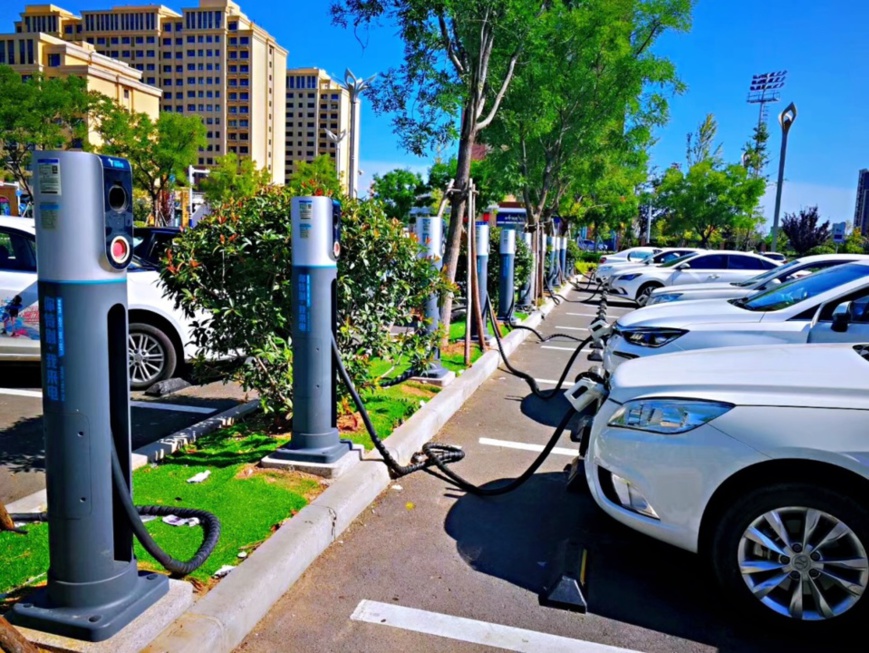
[439, 108, 476, 347]
[0, 617, 38, 653]
[0, 499, 16, 533]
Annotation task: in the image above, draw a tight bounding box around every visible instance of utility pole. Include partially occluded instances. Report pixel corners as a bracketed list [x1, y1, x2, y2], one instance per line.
[771, 102, 798, 252]
[342, 69, 376, 199]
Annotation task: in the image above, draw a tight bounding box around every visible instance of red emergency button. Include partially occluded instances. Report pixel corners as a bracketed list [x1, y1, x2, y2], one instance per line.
[110, 236, 130, 265]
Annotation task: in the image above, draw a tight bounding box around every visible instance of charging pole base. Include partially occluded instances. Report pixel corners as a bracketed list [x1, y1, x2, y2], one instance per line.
[262, 443, 362, 480]
[539, 539, 589, 613]
[10, 573, 174, 645]
[412, 364, 456, 388]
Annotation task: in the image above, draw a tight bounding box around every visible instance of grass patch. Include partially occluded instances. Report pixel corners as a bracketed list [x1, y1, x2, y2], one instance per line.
[0, 422, 322, 594]
[340, 381, 439, 449]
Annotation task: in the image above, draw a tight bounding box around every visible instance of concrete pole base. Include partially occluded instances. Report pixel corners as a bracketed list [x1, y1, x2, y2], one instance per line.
[260, 444, 364, 480]
[411, 369, 456, 388]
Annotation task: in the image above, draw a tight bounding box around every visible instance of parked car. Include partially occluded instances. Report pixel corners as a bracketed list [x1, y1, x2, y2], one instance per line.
[585, 341, 869, 628]
[595, 247, 660, 278]
[602, 260, 869, 373]
[595, 248, 703, 285]
[609, 250, 780, 305]
[133, 226, 181, 268]
[762, 251, 787, 263]
[0, 217, 199, 389]
[646, 254, 869, 306]
[576, 238, 597, 251]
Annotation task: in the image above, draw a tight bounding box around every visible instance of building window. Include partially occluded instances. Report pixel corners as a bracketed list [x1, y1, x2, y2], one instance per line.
[187, 91, 195, 98]
[188, 104, 196, 111]
[165, 23, 172, 31]
[239, 36, 249, 45]
[146, 77, 155, 84]
[122, 50, 131, 57]
[111, 37, 119, 44]
[163, 76, 172, 83]
[162, 38, 171, 46]
[165, 92, 172, 99]
[146, 50, 155, 57]
[122, 36, 131, 44]
[136, 50, 144, 57]
[187, 63, 195, 70]
[146, 63, 155, 71]
[240, 51, 249, 59]
[136, 36, 144, 44]
[175, 38, 182, 45]
[176, 105, 183, 112]
[229, 21, 238, 30]
[47, 53, 61, 67]
[147, 36, 155, 44]
[123, 89, 130, 99]
[198, 49, 204, 56]
[187, 50, 195, 57]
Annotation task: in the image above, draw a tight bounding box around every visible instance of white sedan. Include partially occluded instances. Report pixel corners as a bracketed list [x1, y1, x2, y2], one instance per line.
[603, 261, 869, 373]
[593, 247, 660, 281]
[594, 248, 702, 285]
[646, 254, 869, 306]
[0, 217, 198, 389]
[585, 342, 869, 627]
[609, 250, 780, 305]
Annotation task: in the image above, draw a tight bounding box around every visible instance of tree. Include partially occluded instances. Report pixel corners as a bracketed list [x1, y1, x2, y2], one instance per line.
[427, 156, 512, 214]
[200, 153, 271, 206]
[286, 155, 343, 197]
[780, 206, 831, 256]
[331, 0, 545, 335]
[0, 66, 96, 196]
[741, 121, 770, 178]
[686, 113, 723, 167]
[96, 102, 206, 225]
[370, 168, 426, 222]
[656, 158, 766, 247]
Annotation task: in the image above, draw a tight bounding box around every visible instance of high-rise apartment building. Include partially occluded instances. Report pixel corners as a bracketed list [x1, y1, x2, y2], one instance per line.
[14, 1, 287, 184]
[855, 169, 869, 235]
[285, 67, 350, 191]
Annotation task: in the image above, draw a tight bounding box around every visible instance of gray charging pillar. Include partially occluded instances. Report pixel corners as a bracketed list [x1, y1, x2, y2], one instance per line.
[559, 237, 568, 284]
[10, 152, 168, 642]
[271, 197, 352, 464]
[546, 236, 558, 287]
[498, 228, 516, 319]
[471, 221, 492, 338]
[415, 216, 449, 380]
[517, 231, 534, 311]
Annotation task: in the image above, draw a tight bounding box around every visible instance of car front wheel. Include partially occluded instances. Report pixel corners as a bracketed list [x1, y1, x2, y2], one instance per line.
[128, 323, 178, 390]
[635, 283, 662, 306]
[711, 483, 869, 629]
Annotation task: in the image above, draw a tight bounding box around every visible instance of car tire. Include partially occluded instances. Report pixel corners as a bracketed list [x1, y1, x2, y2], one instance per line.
[635, 282, 662, 306]
[128, 322, 178, 390]
[711, 482, 869, 631]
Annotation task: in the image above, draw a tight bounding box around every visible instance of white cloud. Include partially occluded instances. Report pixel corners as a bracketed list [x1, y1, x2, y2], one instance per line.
[759, 181, 856, 230]
[357, 160, 431, 198]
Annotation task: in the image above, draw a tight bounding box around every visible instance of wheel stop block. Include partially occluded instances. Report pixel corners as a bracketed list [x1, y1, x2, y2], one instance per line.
[539, 539, 589, 613]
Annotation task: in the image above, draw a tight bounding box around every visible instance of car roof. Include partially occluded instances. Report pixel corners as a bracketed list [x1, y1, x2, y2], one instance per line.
[794, 253, 869, 263]
[0, 216, 35, 233]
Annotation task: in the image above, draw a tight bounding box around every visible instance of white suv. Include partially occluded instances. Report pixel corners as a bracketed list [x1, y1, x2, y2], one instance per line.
[0, 217, 199, 389]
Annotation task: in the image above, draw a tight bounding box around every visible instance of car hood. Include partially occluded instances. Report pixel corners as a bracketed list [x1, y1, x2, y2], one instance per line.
[652, 281, 748, 295]
[615, 298, 760, 328]
[608, 343, 869, 409]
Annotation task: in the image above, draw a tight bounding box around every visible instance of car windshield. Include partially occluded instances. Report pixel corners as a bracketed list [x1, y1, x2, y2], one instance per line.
[731, 263, 869, 312]
[626, 250, 654, 261]
[731, 259, 802, 287]
[660, 253, 697, 268]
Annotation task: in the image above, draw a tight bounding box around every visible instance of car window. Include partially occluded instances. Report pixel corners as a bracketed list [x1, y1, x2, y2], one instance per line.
[727, 255, 766, 270]
[736, 264, 869, 312]
[851, 296, 869, 323]
[626, 250, 654, 262]
[686, 254, 727, 270]
[0, 230, 37, 272]
[732, 259, 801, 287]
[781, 261, 843, 283]
[660, 253, 697, 268]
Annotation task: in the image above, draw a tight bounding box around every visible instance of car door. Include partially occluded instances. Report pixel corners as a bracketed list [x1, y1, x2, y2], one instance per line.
[666, 253, 728, 285]
[808, 287, 869, 344]
[722, 254, 776, 283]
[0, 227, 40, 360]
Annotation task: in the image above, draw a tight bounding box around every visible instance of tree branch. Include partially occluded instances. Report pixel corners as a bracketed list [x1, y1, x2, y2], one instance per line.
[437, 11, 465, 76]
[475, 49, 519, 131]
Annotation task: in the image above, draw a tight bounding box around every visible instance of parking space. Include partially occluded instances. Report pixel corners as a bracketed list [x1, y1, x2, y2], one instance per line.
[0, 363, 247, 504]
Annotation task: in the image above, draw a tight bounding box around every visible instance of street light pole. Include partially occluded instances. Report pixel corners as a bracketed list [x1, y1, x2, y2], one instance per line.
[771, 102, 797, 252]
[342, 69, 376, 199]
[323, 128, 347, 190]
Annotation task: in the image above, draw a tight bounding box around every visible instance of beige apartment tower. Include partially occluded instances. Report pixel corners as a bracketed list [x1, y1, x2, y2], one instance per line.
[14, 1, 287, 184]
[286, 67, 351, 192]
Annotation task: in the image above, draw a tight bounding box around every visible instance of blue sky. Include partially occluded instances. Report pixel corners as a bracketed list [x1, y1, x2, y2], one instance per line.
[4, 0, 867, 227]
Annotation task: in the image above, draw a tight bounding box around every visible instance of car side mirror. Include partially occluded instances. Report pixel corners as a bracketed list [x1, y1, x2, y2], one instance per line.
[832, 301, 853, 333]
[676, 263, 690, 270]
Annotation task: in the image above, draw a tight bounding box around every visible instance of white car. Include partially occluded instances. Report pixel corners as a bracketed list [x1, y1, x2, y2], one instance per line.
[609, 250, 780, 306]
[585, 342, 869, 627]
[646, 254, 869, 306]
[594, 248, 702, 285]
[594, 247, 660, 280]
[603, 261, 869, 373]
[0, 217, 198, 389]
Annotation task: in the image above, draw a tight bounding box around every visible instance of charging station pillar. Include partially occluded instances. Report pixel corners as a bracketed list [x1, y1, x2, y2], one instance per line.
[271, 196, 352, 465]
[10, 152, 168, 641]
[498, 228, 516, 319]
[546, 236, 558, 287]
[471, 221, 492, 338]
[517, 231, 534, 311]
[415, 216, 449, 380]
[560, 237, 569, 283]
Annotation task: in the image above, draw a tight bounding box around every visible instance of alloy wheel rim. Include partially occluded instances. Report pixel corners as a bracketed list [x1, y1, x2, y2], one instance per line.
[637, 287, 653, 306]
[737, 506, 868, 621]
[128, 332, 166, 385]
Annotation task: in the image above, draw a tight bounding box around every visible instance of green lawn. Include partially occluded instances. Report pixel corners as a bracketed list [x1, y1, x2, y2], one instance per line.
[341, 381, 440, 449]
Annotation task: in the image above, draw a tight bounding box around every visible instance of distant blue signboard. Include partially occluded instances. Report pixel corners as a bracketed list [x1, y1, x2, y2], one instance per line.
[495, 210, 526, 227]
[832, 222, 847, 244]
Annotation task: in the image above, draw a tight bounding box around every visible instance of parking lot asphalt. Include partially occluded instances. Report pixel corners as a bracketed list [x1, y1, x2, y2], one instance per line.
[236, 284, 852, 653]
[0, 363, 248, 505]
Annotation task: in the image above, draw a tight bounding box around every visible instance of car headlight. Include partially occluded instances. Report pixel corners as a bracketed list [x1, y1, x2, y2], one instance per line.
[619, 327, 686, 348]
[646, 292, 682, 306]
[608, 399, 733, 434]
[617, 273, 642, 281]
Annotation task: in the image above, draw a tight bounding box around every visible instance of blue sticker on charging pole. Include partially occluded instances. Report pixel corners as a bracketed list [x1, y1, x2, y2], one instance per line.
[297, 274, 311, 332]
[41, 293, 66, 404]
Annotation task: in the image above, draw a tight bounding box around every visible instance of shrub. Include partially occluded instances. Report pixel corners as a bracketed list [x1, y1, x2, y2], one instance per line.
[160, 187, 453, 420]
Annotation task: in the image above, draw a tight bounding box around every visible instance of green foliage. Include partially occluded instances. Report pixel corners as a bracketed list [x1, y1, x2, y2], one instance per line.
[200, 153, 271, 206]
[0, 65, 96, 195]
[843, 228, 866, 254]
[371, 168, 426, 222]
[428, 157, 512, 213]
[806, 244, 836, 256]
[159, 188, 453, 419]
[780, 206, 831, 256]
[96, 102, 206, 225]
[286, 155, 343, 197]
[686, 113, 723, 167]
[741, 121, 770, 178]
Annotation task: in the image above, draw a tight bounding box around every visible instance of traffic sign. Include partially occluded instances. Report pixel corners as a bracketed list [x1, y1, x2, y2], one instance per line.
[833, 222, 847, 244]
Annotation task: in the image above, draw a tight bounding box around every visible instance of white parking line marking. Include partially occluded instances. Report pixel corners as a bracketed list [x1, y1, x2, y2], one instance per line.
[541, 345, 576, 352]
[534, 378, 561, 385]
[351, 600, 643, 653]
[555, 326, 588, 331]
[0, 387, 216, 414]
[479, 437, 576, 457]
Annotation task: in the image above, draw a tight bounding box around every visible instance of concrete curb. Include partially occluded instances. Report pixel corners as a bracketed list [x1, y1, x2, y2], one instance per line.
[6, 399, 261, 515]
[146, 280, 578, 653]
